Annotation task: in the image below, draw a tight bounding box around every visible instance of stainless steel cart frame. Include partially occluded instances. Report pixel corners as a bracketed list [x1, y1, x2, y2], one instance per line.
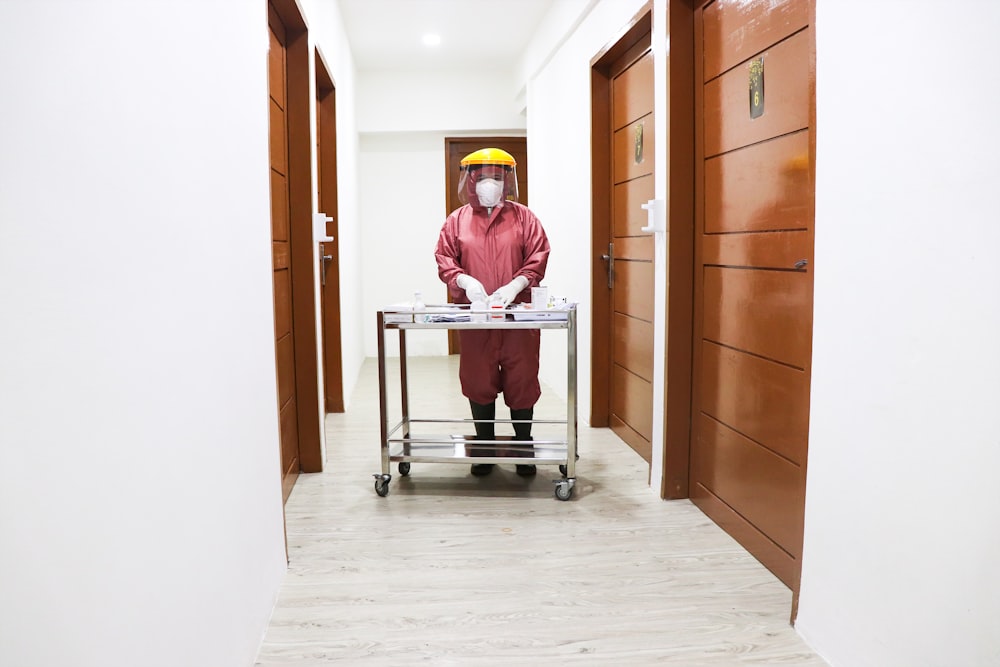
[373, 304, 578, 501]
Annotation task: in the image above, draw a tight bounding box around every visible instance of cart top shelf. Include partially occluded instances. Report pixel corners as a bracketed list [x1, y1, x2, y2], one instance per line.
[379, 304, 576, 331]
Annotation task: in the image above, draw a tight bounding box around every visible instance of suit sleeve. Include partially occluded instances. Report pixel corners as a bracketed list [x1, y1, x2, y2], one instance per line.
[434, 212, 466, 301]
[515, 209, 550, 287]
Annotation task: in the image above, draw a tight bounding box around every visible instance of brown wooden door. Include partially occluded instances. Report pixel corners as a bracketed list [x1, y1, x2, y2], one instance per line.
[316, 53, 344, 413]
[443, 136, 528, 355]
[689, 0, 816, 592]
[591, 13, 656, 464]
[268, 5, 300, 500]
[608, 48, 655, 463]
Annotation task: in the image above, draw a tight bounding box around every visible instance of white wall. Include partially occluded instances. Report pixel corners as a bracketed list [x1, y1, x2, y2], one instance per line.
[299, 0, 367, 405]
[0, 2, 287, 666]
[358, 69, 527, 134]
[524, 0, 651, 416]
[360, 132, 454, 357]
[797, 2, 1000, 665]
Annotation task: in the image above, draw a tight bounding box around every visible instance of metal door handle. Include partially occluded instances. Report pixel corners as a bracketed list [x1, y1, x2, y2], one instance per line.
[600, 242, 614, 289]
[320, 254, 333, 286]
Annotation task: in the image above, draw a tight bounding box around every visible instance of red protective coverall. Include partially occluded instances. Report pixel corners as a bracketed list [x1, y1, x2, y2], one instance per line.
[435, 200, 550, 409]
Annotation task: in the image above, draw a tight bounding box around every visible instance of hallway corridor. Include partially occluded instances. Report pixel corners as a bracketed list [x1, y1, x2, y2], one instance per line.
[255, 356, 826, 665]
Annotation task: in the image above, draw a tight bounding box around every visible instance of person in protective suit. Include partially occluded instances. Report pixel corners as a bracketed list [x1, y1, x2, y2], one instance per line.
[434, 148, 550, 477]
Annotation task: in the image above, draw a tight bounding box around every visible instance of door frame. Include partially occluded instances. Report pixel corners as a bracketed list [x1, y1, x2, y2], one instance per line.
[659, 0, 697, 499]
[315, 47, 344, 414]
[270, 0, 322, 476]
[590, 2, 694, 498]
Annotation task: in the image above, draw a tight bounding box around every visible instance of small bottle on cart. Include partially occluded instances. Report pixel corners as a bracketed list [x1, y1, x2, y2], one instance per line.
[488, 298, 505, 321]
[470, 297, 487, 323]
[413, 291, 426, 322]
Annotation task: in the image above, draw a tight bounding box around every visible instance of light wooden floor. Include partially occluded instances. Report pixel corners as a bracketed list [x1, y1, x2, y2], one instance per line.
[256, 356, 827, 666]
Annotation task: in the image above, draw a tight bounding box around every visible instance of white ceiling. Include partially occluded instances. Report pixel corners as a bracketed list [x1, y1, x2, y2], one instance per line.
[336, 0, 558, 71]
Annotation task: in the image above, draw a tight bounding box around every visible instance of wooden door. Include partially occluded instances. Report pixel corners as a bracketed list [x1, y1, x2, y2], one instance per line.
[268, 7, 300, 499]
[268, 1, 322, 500]
[316, 52, 344, 413]
[443, 136, 528, 355]
[609, 49, 655, 463]
[590, 11, 655, 465]
[689, 0, 816, 592]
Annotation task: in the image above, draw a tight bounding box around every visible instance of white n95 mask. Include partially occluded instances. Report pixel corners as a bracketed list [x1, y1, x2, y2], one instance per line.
[475, 178, 503, 208]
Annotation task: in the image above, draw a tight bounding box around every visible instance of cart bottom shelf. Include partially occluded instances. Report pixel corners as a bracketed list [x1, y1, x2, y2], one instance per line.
[387, 434, 570, 465]
[376, 435, 577, 500]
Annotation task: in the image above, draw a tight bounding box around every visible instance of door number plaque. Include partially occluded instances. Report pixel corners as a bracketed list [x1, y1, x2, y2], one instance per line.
[749, 57, 765, 119]
[634, 122, 644, 164]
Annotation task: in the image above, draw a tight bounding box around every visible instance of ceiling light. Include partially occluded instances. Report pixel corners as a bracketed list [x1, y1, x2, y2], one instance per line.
[422, 33, 441, 47]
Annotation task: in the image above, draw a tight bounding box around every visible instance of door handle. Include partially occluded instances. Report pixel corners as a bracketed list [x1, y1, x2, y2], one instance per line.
[600, 242, 614, 289]
[320, 254, 333, 286]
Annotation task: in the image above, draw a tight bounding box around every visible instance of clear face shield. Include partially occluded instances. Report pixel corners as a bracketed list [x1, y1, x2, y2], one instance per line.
[458, 164, 519, 209]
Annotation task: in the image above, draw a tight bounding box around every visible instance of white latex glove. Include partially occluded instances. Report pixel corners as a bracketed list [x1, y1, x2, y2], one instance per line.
[490, 276, 530, 307]
[456, 274, 488, 303]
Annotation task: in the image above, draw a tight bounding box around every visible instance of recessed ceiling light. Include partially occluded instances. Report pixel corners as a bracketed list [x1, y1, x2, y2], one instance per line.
[422, 33, 441, 47]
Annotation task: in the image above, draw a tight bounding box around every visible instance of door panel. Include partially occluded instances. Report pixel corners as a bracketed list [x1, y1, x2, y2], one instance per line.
[612, 49, 654, 130]
[268, 4, 299, 500]
[269, 172, 288, 240]
[700, 341, 809, 462]
[614, 236, 655, 262]
[279, 397, 300, 478]
[702, 267, 810, 367]
[705, 130, 811, 233]
[612, 370, 653, 442]
[613, 260, 655, 323]
[703, 231, 810, 269]
[693, 414, 804, 550]
[613, 114, 654, 181]
[608, 48, 655, 463]
[690, 0, 815, 592]
[613, 313, 654, 383]
[268, 29, 285, 107]
[613, 175, 654, 237]
[268, 99, 286, 173]
[273, 260, 291, 328]
[276, 334, 295, 408]
[316, 54, 344, 413]
[611, 367, 653, 442]
[703, 0, 809, 80]
[703, 30, 811, 157]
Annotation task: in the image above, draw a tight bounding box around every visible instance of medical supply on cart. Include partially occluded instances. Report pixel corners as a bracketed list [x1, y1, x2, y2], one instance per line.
[531, 286, 549, 309]
[470, 298, 487, 322]
[488, 300, 506, 321]
[413, 291, 427, 322]
[510, 301, 574, 321]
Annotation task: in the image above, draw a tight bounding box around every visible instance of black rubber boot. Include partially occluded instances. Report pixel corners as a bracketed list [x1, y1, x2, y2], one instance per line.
[470, 400, 496, 476]
[510, 407, 536, 476]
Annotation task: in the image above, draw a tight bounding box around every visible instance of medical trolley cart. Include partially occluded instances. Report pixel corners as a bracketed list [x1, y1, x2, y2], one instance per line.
[373, 303, 578, 501]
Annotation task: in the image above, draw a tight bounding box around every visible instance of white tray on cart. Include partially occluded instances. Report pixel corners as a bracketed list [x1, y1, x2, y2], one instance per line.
[373, 303, 579, 501]
[508, 304, 574, 321]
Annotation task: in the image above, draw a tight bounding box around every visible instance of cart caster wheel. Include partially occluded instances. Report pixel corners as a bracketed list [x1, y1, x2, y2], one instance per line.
[554, 481, 574, 501]
[398, 462, 411, 476]
[373, 473, 392, 497]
